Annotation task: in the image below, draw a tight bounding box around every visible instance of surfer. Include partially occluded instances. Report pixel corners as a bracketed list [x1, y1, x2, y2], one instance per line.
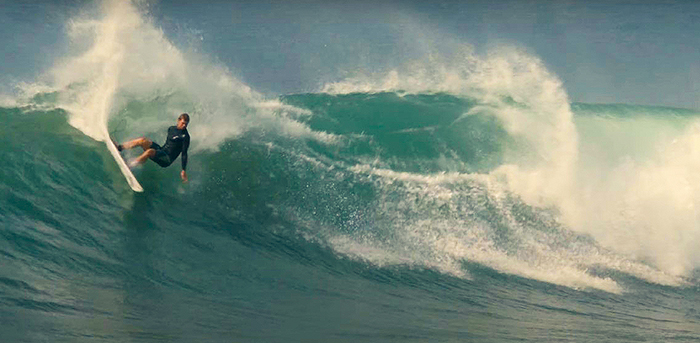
[114, 113, 190, 183]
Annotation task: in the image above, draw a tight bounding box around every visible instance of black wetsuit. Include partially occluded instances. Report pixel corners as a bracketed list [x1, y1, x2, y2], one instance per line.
[149, 126, 190, 170]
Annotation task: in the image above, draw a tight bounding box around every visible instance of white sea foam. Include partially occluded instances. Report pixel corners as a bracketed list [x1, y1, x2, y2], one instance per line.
[339, 164, 686, 292]
[23, 0, 332, 150]
[320, 47, 694, 290]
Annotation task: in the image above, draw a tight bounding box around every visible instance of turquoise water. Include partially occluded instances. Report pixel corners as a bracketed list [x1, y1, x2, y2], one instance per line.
[3, 1, 700, 342]
[3, 93, 700, 342]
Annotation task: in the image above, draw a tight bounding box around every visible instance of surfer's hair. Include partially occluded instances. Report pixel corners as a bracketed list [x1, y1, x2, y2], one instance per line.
[179, 113, 190, 122]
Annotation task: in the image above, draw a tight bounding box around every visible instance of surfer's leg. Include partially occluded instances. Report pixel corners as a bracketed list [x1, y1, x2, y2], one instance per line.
[121, 137, 153, 151]
[129, 148, 156, 168]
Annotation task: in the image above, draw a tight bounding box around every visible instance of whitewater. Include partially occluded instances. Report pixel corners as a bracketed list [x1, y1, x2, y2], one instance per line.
[2, 1, 700, 342]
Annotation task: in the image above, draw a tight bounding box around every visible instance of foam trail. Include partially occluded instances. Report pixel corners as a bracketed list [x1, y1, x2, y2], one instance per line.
[46, 0, 202, 142]
[52, 0, 130, 141]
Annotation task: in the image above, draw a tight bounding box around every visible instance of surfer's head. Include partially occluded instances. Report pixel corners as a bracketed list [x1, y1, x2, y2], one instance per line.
[177, 113, 190, 129]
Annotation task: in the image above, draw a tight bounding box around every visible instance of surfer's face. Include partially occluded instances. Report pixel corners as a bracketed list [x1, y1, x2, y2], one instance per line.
[177, 117, 189, 130]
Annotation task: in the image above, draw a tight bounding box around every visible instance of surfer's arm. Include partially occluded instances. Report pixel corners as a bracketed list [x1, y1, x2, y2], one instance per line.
[181, 135, 189, 170]
[180, 135, 190, 183]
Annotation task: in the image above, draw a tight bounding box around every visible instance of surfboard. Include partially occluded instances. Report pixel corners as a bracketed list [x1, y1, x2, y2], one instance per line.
[104, 130, 144, 192]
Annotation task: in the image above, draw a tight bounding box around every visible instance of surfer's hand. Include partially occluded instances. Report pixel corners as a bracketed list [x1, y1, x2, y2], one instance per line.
[181, 170, 188, 183]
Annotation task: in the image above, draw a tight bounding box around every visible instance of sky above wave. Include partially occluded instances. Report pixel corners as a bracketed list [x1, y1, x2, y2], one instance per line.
[2, 0, 700, 109]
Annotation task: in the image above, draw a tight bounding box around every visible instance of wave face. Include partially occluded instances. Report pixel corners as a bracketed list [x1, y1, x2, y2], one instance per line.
[3, 1, 700, 342]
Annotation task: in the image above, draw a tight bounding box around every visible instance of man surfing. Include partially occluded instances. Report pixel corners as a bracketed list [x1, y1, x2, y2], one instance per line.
[114, 113, 191, 183]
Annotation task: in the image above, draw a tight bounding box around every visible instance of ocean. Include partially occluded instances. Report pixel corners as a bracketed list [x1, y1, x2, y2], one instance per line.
[2, 1, 700, 342]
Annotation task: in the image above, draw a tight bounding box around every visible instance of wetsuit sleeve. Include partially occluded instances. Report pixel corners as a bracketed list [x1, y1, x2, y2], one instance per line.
[181, 133, 190, 171]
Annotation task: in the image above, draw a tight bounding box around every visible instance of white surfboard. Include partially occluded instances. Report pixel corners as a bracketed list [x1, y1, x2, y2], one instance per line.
[104, 129, 144, 192]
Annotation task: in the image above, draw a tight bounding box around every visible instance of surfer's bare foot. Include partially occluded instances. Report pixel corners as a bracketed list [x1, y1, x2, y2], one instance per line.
[128, 159, 140, 168]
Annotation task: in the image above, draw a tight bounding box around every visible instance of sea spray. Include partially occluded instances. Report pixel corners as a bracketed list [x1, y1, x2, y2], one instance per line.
[321, 46, 580, 208]
[316, 47, 692, 288]
[573, 120, 700, 275]
[50, 0, 132, 140]
[22, 0, 329, 153]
